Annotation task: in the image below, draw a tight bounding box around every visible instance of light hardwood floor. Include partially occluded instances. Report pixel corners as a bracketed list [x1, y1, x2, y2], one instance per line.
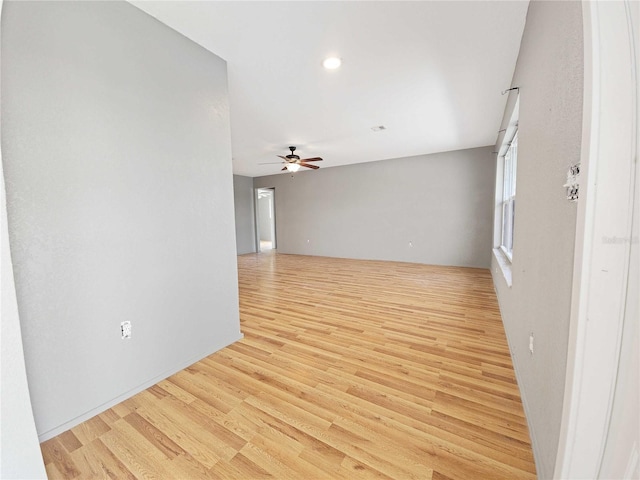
[41, 252, 536, 479]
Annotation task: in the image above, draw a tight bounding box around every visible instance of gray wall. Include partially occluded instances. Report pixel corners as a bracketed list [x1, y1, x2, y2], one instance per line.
[233, 174, 256, 254]
[491, 1, 583, 477]
[0, 158, 46, 479]
[255, 147, 495, 268]
[0, 2, 47, 476]
[2, 1, 242, 440]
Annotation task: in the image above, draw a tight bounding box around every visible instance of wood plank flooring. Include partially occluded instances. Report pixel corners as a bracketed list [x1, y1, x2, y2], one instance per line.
[41, 252, 536, 479]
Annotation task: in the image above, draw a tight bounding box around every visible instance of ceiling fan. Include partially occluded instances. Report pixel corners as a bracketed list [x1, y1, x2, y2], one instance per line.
[261, 146, 323, 172]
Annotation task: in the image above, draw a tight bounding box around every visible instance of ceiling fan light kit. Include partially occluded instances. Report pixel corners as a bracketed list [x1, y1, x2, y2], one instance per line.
[275, 146, 322, 173]
[322, 57, 342, 69]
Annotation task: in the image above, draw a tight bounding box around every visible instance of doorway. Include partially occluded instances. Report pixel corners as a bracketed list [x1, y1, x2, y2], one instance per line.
[256, 188, 276, 252]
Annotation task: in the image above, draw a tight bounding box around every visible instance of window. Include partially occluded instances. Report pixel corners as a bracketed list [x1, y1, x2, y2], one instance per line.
[500, 131, 518, 260]
[493, 98, 518, 285]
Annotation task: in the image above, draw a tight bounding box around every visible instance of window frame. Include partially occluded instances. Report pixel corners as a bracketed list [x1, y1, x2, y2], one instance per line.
[500, 130, 518, 261]
[493, 96, 519, 286]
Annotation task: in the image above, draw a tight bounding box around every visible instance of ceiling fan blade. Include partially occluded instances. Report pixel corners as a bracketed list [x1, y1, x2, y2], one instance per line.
[277, 155, 290, 161]
[299, 157, 323, 162]
[281, 166, 288, 171]
[300, 163, 320, 170]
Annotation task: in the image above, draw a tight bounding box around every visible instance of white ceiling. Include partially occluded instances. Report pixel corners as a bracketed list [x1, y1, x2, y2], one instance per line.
[132, 1, 529, 177]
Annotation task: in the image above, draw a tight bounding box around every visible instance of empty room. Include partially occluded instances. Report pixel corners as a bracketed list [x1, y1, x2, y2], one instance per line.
[1, 1, 637, 479]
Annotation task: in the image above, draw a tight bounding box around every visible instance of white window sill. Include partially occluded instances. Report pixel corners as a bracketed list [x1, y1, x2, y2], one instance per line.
[493, 248, 513, 287]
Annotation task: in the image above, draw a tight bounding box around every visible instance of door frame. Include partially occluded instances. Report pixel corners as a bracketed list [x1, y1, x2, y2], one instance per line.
[554, 1, 638, 477]
[254, 187, 277, 252]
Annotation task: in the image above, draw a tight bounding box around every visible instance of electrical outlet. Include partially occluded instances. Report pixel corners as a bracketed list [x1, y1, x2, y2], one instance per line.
[121, 321, 131, 339]
[529, 333, 534, 354]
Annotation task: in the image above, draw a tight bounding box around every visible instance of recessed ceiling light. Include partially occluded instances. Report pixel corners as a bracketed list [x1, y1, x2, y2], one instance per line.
[322, 57, 342, 70]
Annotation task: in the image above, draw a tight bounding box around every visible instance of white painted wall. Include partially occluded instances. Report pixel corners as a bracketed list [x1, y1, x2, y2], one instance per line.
[0, 1, 48, 475]
[490, 1, 584, 478]
[2, 1, 241, 441]
[254, 147, 495, 268]
[599, 6, 640, 476]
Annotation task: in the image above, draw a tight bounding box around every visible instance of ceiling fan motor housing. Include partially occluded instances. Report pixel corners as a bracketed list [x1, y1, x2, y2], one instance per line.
[286, 146, 300, 161]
